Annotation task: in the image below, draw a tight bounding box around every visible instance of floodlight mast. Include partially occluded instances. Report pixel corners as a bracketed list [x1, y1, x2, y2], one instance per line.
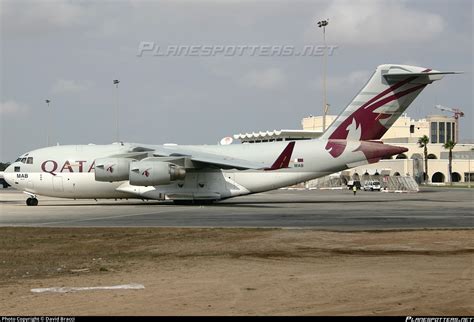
[317, 19, 329, 132]
[113, 79, 120, 142]
[45, 99, 51, 146]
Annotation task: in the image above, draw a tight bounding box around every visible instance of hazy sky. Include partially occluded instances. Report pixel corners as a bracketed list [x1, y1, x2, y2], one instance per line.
[1, 0, 472, 161]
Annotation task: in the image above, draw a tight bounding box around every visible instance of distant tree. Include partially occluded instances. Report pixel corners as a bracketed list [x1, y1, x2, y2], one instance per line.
[0, 162, 10, 171]
[417, 135, 430, 184]
[443, 140, 456, 185]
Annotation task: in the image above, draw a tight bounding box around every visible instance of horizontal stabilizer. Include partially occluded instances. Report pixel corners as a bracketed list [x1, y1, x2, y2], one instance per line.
[383, 70, 463, 83]
[384, 71, 462, 77]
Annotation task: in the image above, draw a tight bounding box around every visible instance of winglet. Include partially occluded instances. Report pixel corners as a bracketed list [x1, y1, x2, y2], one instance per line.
[265, 141, 295, 170]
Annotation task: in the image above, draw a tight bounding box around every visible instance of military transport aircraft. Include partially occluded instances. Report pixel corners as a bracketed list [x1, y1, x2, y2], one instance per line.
[4, 64, 458, 205]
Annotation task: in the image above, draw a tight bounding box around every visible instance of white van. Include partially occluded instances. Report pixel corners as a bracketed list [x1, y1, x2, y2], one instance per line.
[363, 180, 381, 191]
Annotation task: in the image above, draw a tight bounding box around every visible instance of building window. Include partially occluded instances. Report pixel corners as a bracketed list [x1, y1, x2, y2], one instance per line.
[439, 122, 445, 144]
[452, 123, 456, 142]
[447, 122, 451, 142]
[410, 125, 415, 134]
[465, 172, 474, 183]
[431, 122, 438, 143]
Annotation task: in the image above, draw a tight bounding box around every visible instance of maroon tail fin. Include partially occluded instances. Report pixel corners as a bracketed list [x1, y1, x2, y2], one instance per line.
[266, 141, 295, 170]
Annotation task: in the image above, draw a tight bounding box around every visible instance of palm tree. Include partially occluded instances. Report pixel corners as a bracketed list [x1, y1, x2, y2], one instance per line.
[418, 135, 430, 184]
[443, 140, 456, 185]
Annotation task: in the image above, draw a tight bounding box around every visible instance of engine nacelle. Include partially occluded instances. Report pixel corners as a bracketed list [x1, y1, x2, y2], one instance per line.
[129, 161, 186, 186]
[95, 158, 132, 182]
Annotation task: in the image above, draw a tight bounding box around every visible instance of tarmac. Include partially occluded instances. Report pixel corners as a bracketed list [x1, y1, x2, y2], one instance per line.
[0, 187, 472, 229]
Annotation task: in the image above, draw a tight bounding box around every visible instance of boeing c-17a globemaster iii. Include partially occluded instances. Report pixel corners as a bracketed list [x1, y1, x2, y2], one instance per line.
[4, 64, 459, 206]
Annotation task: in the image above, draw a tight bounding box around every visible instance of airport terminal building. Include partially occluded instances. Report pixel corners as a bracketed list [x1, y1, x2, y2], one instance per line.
[234, 114, 474, 185]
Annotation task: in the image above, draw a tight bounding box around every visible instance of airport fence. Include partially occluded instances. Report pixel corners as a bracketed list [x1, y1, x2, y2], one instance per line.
[305, 174, 419, 192]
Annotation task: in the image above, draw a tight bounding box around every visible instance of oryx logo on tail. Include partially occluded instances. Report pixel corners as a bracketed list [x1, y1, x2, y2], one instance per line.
[322, 66, 439, 158]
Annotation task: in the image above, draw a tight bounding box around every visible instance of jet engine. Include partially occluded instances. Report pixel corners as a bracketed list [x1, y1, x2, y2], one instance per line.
[95, 157, 132, 182]
[129, 160, 186, 186]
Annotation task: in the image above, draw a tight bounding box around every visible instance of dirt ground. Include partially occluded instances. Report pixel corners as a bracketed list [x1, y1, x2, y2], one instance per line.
[0, 228, 472, 316]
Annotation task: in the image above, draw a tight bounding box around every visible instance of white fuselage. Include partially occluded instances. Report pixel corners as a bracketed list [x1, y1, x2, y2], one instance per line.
[4, 139, 373, 201]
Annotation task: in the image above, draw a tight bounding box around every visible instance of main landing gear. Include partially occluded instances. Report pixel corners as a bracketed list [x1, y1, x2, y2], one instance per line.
[26, 197, 39, 206]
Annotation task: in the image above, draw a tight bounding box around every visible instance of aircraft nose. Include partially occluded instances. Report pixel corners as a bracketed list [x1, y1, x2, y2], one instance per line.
[3, 163, 15, 186]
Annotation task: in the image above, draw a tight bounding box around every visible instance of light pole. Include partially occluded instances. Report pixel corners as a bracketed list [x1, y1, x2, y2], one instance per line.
[317, 18, 329, 132]
[113, 79, 120, 142]
[45, 99, 51, 146]
[469, 159, 471, 189]
[469, 147, 472, 188]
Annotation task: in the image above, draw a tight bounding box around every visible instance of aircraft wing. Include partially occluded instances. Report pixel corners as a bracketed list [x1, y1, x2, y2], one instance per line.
[97, 145, 267, 169]
[151, 147, 268, 170]
[107, 151, 151, 160]
[149, 142, 295, 170]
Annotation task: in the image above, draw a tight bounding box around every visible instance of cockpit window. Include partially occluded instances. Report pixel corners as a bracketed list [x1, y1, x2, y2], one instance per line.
[27, 157, 33, 164]
[21, 158, 27, 163]
[14, 166, 20, 172]
[15, 158, 21, 162]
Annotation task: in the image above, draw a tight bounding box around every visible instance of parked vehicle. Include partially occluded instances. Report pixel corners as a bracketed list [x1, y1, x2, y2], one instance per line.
[363, 180, 381, 191]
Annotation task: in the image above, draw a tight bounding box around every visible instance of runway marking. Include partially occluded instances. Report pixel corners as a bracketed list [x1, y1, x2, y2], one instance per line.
[18, 208, 187, 227]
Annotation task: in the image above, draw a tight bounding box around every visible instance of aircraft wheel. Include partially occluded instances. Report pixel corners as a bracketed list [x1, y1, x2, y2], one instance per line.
[26, 198, 38, 206]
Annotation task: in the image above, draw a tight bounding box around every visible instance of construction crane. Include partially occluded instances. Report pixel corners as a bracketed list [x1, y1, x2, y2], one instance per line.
[435, 104, 464, 143]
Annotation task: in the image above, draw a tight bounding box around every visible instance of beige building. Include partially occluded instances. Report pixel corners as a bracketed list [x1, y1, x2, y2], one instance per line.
[302, 114, 458, 144]
[235, 114, 473, 184]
